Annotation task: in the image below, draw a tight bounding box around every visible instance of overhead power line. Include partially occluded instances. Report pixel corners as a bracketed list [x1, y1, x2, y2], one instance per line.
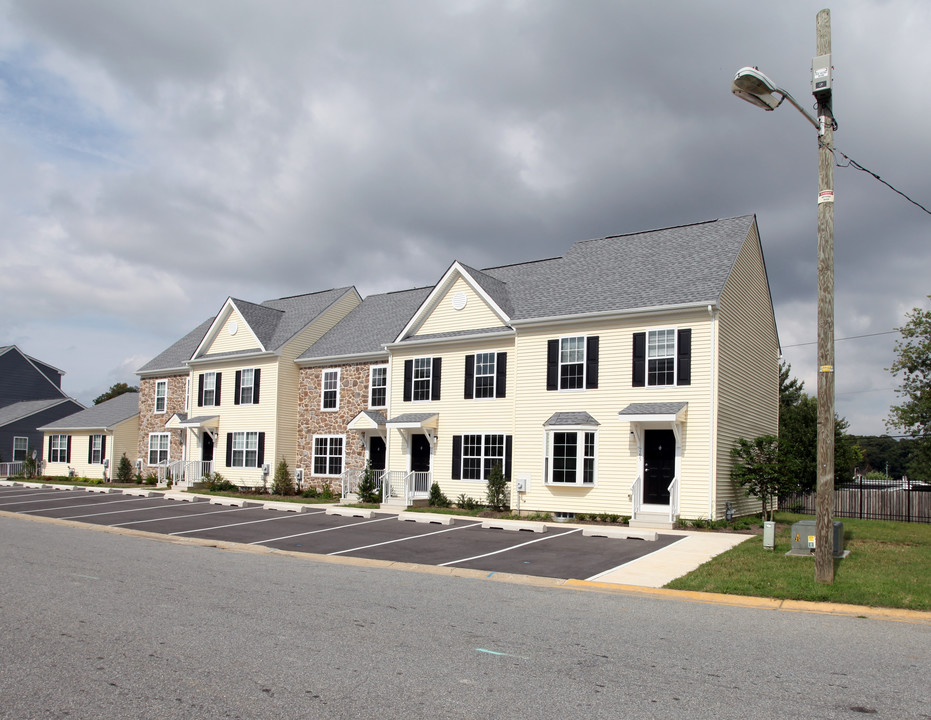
[781, 329, 899, 349]
[831, 145, 931, 215]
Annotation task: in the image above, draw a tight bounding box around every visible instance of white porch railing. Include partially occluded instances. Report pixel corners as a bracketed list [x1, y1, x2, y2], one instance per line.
[159, 460, 214, 488]
[0, 461, 24, 478]
[630, 476, 642, 517]
[340, 468, 365, 499]
[406, 471, 431, 504]
[667, 475, 679, 523]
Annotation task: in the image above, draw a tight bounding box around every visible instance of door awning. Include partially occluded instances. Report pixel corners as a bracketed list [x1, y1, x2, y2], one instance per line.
[618, 402, 688, 423]
[165, 413, 220, 430]
[347, 410, 387, 431]
[386, 413, 438, 431]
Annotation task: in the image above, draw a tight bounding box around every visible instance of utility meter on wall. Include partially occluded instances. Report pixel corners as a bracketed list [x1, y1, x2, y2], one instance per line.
[811, 54, 832, 96]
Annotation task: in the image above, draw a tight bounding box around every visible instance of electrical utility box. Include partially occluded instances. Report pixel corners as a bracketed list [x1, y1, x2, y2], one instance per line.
[789, 520, 844, 557]
[811, 54, 833, 96]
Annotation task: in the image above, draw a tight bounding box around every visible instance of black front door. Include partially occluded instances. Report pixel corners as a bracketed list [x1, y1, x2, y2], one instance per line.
[643, 429, 675, 505]
[369, 436, 386, 472]
[411, 434, 431, 473]
[202, 432, 214, 463]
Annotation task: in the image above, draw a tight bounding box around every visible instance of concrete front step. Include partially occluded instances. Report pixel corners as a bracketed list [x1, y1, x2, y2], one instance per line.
[629, 512, 675, 530]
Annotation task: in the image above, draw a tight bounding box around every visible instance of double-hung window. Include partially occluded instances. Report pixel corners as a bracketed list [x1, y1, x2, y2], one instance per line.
[13, 437, 28, 462]
[148, 433, 169, 465]
[89, 434, 104, 464]
[545, 429, 596, 485]
[200, 371, 220, 407]
[230, 431, 260, 468]
[154, 380, 167, 414]
[238, 369, 255, 405]
[547, 337, 598, 391]
[413, 358, 432, 401]
[49, 435, 70, 463]
[403, 357, 441, 402]
[560, 337, 585, 390]
[451, 434, 512, 481]
[464, 352, 507, 400]
[321, 369, 340, 411]
[648, 329, 676, 386]
[632, 329, 691, 387]
[313, 436, 344, 476]
[369, 365, 387, 408]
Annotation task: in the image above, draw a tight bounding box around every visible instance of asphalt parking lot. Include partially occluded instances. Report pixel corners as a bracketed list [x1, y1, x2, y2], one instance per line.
[0, 483, 682, 581]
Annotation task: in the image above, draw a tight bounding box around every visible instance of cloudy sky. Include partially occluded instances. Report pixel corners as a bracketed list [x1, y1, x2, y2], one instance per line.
[1, 0, 928, 435]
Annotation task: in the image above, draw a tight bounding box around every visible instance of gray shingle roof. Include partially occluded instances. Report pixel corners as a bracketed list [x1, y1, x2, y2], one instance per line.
[299, 287, 432, 360]
[618, 402, 688, 416]
[230, 298, 284, 349]
[0, 398, 75, 427]
[137, 317, 215, 374]
[543, 411, 600, 426]
[458, 263, 514, 318]
[260, 287, 358, 351]
[483, 215, 756, 320]
[38, 392, 139, 431]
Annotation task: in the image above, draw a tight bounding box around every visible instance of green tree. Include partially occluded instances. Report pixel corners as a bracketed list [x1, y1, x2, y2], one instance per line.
[271, 458, 295, 496]
[116, 454, 134, 483]
[887, 299, 931, 480]
[730, 435, 795, 521]
[779, 362, 861, 492]
[356, 461, 381, 504]
[94, 382, 139, 405]
[485, 462, 509, 511]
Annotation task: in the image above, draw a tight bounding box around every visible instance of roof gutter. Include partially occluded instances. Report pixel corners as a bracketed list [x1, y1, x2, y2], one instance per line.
[510, 301, 718, 329]
[384, 329, 516, 351]
[295, 350, 389, 367]
[186, 350, 278, 366]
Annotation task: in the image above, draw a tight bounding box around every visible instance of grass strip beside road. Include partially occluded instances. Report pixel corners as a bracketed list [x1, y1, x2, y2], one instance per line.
[666, 512, 931, 611]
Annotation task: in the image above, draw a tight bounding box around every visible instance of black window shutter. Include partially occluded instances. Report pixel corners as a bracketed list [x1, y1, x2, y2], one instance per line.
[546, 339, 559, 391]
[257, 432, 265, 467]
[101, 436, 106, 460]
[496, 352, 507, 399]
[198, 374, 204, 407]
[88, 437, 93, 464]
[505, 435, 513, 481]
[431, 358, 442, 401]
[234, 371, 242, 405]
[253, 369, 261, 404]
[48, 439, 53, 462]
[225, 433, 233, 467]
[632, 332, 646, 387]
[464, 355, 474, 400]
[66, 436, 71, 464]
[403, 360, 413, 402]
[586, 336, 599, 389]
[215, 373, 222, 406]
[451, 436, 462, 480]
[677, 329, 692, 385]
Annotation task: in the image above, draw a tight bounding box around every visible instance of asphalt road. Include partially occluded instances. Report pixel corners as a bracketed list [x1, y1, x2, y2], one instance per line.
[1, 515, 928, 720]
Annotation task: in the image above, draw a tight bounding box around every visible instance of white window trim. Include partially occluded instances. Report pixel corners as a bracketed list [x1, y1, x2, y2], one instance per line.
[202, 371, 218, 407]
[239, 368, 256, 405]
[472, 351, 497, 400]
[90, 434, 103, 465]
[229, 430, 260, 468]
[50, 434, 69, 463]
[148, 432, 170, 466]
[558, 335, 587, 392]
[13, 436, 28, 462]
[369, 364, 388, 409]
[544, 427, 598, 486]
[321, 368, 340, 412]
[412, 357, 432, 402]
[185, 376, 191, 412]
[312, 434, 345, 477]
[647, 327, 678, 387]
[460, 432, 506, 482]
[154, 380, 167, 414]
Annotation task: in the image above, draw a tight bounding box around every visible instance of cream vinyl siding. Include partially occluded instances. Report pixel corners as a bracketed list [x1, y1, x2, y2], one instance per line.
[386, 337, 515, 500]
[204, 307, 264, 355]
[42, 418, 139, 480]
[415, 277, 507, 337]
[111, 417, 140, 468]
[715, 223, 780, 517]
[510, 312, 715, 518]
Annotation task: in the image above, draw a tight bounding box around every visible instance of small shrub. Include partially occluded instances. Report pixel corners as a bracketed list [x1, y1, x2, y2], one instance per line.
[116, 454, 134, 483]
[319, 483, 335, 501]
[620, 515, 631, 525]
[597, 512, 610, 523]
[301, 487, 319, 499]
[456, 493, 479, 511]
[204, 472, 236, 492]
[357, 462, 381, 504]
[574, 512, 587, 522]
[607, 513, 620, 523]
[429, 482, 450, 508]
[485, 462, 509, 511]
[271, 458, 295, 496]
[144, 473, 158, 486]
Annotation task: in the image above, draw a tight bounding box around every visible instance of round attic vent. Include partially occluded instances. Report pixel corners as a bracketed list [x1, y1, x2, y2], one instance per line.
[451, 291, 467, 311]
[228, 321, 238, 336]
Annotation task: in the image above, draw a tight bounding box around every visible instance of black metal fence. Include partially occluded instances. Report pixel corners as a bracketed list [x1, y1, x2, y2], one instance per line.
[779, 479, 931, 523]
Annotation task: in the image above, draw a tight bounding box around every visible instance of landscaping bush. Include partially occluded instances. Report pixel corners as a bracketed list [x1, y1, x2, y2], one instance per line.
[116, 454, 134, 483]
[143, 473, 158, 486]
[357, 462, 381, 504]
[456, 493, 479, 511]
[485, 462, 508, 511]
[203, 472, 236, 492]
[271, 458, 295, 496]
[319, 483, 335, 501]
[429, 482, 450, 508]
[301, 487, 318, 499]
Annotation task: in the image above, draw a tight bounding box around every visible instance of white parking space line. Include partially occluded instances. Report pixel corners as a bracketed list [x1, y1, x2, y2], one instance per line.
[59, 503, 179, 520]
[19, 497, 147, 514]
[0, 490, 77, 500]
[327, 521, 476, 556]
[110, 506, 257, 527]
[0, 493, 88, 506]
[169, 514, 304, 536]
[584, 535, 687, 582]
[438, 528, 581, 566]
[249, 514, 392, 545]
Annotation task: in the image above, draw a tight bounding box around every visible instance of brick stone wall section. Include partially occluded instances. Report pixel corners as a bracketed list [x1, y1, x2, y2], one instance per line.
[137, 375, 189, 472]
[297, 363, 375, 489]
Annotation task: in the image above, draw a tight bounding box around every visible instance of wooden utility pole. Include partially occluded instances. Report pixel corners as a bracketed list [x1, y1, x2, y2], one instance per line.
[815, 8, 835, 583]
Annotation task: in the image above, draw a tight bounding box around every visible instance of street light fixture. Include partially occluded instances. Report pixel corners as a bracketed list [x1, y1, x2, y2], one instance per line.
[731, 9, 836, 584]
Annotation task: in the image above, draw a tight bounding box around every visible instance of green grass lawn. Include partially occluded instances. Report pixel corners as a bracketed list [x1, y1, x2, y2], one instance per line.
[666, 512, 931, 611]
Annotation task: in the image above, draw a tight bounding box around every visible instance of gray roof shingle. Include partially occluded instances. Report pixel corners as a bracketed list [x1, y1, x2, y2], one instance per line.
[137, 317, 215, 374]
[0, 398, 76, 427]
[38, 392, 139, 431]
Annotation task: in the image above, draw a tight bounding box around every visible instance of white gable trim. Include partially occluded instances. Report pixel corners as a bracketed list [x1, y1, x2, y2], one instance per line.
[191, 298, 267, 359]
[394, 262, 511, 342]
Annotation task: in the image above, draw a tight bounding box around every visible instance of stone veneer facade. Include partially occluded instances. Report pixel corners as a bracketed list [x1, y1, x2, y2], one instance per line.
[137, 374, 189, 471]
[297, 362, 375, 489]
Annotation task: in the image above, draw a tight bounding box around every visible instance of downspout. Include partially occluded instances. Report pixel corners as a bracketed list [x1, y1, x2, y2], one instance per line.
[707, 304, 717, 520]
